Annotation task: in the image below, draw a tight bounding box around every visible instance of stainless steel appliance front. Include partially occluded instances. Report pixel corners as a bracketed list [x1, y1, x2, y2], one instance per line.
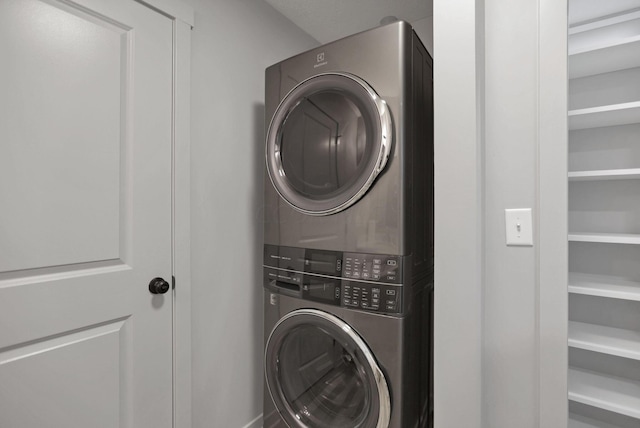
[263, 19, 434, 428]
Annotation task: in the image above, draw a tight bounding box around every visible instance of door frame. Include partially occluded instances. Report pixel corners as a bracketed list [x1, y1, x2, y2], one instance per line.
[138, 1, 193, 427]
[537, 0, 568, 426]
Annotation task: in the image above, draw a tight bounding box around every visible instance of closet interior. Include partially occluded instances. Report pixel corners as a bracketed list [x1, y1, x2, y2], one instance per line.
[568, 1, 640, 427]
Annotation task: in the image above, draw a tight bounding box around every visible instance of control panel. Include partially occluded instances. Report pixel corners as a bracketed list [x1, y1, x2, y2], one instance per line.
[264, 245, 404, 314]
[343, 253, 400, 283]
[342, 281, 401, 313]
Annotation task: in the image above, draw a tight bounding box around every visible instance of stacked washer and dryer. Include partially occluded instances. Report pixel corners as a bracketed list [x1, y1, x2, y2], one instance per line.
[262, 21, 433, 428]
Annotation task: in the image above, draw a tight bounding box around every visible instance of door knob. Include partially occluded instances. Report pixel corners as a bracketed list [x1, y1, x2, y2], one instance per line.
[149, 277, 170, 294]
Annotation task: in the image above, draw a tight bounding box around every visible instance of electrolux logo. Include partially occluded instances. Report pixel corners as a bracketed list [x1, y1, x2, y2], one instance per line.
[314, 51, 328, 68]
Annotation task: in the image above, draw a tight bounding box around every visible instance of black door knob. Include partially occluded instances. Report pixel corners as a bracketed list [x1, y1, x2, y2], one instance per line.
[149, 277, 170, 294]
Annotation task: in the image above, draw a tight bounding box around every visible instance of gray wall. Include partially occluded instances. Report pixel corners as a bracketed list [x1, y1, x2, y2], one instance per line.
[412, 15, 434, 55]
[184, 1, 318, 427]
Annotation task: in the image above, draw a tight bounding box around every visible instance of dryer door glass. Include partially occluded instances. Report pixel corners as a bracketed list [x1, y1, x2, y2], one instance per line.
[266, 73, 392, 216]
[265, 309, 390, 428]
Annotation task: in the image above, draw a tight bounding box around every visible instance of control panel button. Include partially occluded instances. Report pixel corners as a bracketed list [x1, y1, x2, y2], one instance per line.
[341, 252, 403, 284]
[340, 280, 402, 314]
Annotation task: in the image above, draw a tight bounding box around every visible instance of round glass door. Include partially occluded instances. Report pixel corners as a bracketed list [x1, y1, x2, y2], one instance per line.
[266, 73, 393, 216]
[265, 309, 391, 428]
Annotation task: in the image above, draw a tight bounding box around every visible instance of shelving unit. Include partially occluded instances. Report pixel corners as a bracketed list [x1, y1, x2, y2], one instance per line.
[568, 101, 640, 130]
[569, 415, 627, 428]
[569, 321, 640, 360]
[568, 9, 640, 79]
[569, 273, 640, 301]
[568, 2, 640, 427]
[568, 169, 640, 181]
[569, 368, 640, 420]
[569, 37, 640, 79]
[568, 233, 640, 245]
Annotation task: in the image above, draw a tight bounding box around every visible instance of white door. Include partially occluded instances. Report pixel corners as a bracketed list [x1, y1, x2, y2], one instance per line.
[0, 0, 173, 427]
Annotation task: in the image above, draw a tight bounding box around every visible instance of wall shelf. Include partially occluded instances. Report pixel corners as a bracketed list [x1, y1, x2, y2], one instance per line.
[569, 36, 640, 79]
[569, 233, 640, 245]
[569, 273, 640, 301]
[569, 10, 640, 35]
[569, 321, 640, 360]
[569, 102, 640, 130]
[569, 413, 627, 428]
[568, 367, 640, 420]
[569, 168, 640, 181]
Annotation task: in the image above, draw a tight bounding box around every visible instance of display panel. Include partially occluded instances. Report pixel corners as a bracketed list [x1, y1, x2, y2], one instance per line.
[306, 278, 339, 303]
[307, 251, 338, 275]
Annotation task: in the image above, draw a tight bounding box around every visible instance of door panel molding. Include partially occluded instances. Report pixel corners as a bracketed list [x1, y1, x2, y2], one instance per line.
[0, 318, 131, 428]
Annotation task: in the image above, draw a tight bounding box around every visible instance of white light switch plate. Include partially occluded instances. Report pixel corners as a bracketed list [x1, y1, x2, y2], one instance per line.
[504, 208, 533, 246]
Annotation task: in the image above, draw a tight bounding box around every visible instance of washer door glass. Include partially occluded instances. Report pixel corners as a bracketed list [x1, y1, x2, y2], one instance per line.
[266, 73, 393, 216]
[265, 309, 391, 428]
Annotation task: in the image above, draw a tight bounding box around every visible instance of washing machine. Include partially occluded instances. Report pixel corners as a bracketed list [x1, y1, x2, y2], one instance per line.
[262, 246, 433, 428]
[263, 20, 433, 428]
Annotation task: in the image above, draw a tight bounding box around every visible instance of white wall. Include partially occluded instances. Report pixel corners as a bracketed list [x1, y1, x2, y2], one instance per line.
[183, 1, 318, 427]
[434, 0, 567, 427]
[433, 0, 484, 426]
[483, 0, 539, 425]
[483, 2, 568, 426]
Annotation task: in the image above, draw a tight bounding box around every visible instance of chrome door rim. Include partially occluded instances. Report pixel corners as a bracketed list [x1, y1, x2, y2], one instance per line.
[265, 72, 393, 216]
[264, 308, 391, 428]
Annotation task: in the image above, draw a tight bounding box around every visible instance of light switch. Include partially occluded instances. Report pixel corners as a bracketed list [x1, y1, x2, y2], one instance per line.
[504, 208, 533, 246]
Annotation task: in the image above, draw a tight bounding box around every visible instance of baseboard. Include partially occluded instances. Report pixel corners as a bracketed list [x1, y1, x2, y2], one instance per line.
[241, 414, 262, 428]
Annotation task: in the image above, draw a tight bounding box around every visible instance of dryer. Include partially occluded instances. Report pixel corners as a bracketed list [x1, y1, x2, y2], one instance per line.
[263, 20, 433, 428]
[264, 20, 433, 263]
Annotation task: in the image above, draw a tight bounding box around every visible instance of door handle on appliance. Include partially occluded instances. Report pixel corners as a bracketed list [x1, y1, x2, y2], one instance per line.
[270, 280, 300, 296]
